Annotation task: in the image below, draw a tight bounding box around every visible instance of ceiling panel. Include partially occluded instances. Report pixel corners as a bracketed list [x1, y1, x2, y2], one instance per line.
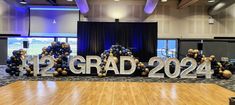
[22, 0, 76, 6]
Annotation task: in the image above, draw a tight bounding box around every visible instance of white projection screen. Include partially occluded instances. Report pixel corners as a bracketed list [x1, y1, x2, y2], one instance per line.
[30, 8, 79, 37]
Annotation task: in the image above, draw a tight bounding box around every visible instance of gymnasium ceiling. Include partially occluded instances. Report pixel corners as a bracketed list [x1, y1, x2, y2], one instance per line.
[12, 0, 235, 16]
[18, 0, 220, 6]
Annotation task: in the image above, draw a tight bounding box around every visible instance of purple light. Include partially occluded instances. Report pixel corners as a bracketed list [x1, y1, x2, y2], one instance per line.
[75, 0, 89, 14]
[144, 0, 159, 14]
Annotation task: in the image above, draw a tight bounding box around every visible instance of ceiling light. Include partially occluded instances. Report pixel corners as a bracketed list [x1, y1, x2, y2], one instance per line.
[114, 0, 120, 2]
[20, 0, 27, 5]
[208, 0, 215, 3]
[67, 0, 73, 1]
[161, 0, 167, 2]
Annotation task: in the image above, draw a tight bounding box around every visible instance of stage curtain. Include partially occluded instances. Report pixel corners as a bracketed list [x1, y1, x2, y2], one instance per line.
[77, 22, 157, 61]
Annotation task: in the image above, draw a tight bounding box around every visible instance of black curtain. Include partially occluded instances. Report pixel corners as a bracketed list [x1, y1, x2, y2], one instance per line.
[77, 22, 157, 61]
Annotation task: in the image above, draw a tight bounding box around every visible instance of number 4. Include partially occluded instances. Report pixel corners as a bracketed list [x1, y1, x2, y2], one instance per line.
[196, 60, 214, 78]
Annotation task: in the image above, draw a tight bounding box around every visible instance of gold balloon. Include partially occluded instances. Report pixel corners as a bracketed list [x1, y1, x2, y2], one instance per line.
[30, 71, 34, 75]
[104, 59, 107, 63]
[144, 68, 149, 73]
[64, 43, 70, 48]
[109, 53, 113, 56]
[98, 73, 103, 77]
[62, 70, 68, 75]
[210, 55, 215, 59]
[53, 71, 59, 76]
[193, 49, 199, 53]
[201, 57, 206, 62]
[223, 70, 232, 79]
[217, 62, 222, 67]
[219, 70, 223, 74]
[113, 57, 118, 63]
[135, 59, 139, 64]
[140, 63, 145, 67]
[42, 47, 47, 51]
[138, 63, 141, 67]
[57, 68, 63, 72]
[101, 70, 106, 73]
[26, 68, 31, 72]
[102, 73, 107, 77]
[51, 42, 56, 46]
[141, 72, 147, 76]
[202, 55, 206, 58]
[188, 49, 193, 52]
[209, 57, 213, 61]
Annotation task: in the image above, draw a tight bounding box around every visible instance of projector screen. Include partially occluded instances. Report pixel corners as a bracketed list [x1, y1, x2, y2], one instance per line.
[30, 8, 79, 37]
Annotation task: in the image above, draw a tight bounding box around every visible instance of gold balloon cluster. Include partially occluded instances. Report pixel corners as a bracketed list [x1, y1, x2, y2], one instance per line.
[6, 49, 28, 76]
[99, 45, 148, 77]
[25, 64, 34, 76]
[136, 60, 149, 76]
[40, 41, 72, 77]
[216, 62, 233, 79]
[53, 68, 68, 76]
[99, 52, 118, 77]
[187, 49, 203, 63]
[186, 49, 233, 79]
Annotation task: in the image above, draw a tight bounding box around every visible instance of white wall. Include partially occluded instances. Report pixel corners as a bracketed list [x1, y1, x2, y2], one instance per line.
[86, 0, 148, 22]
[30, 10, 79, 36]
[144, 0, 235, 39]
[0, 0, 29, 36]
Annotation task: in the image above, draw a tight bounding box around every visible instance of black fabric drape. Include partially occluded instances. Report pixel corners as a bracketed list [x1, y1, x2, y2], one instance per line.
[77, 22, 157, 61]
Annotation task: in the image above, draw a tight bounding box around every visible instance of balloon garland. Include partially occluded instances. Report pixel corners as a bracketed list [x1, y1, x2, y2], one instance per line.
[6, 49, 27, 76]
[39, 42, 72, 77]
[186, 49, 233, 79]
[99, 45, 149, 77]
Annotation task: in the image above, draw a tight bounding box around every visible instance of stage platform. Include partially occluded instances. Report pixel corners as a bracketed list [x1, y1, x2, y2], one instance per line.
[0, 81, 234, 105]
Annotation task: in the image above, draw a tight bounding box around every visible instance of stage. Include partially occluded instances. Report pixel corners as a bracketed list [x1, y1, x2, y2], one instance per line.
[0, 81, 234, 105]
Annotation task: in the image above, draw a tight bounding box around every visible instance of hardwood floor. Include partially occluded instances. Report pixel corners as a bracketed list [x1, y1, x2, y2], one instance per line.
[0, 81, 234, 105]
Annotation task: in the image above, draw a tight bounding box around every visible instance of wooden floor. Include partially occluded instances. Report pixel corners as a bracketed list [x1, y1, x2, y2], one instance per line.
[0, 81, 234, 105]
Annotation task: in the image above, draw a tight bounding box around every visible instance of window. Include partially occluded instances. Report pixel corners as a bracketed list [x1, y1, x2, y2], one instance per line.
[68, 38, 77, 56]
[27, 38, 54, 55]
[8, 37, 78, 57]
[58, 38, 66, 42]
[157, 39, 177, 59]
[8, 38, 54, 56]
[8, 38, 24, 57]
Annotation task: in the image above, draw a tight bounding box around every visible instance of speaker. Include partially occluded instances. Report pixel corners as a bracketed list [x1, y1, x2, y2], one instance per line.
[197, 43, 203, 50]
[23, 41, 29, 48]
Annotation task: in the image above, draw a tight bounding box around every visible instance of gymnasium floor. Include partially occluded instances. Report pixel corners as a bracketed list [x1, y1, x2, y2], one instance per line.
[0, 81, 234, 105]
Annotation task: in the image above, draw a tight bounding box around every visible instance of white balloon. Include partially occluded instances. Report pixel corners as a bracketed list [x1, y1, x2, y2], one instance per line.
[180, 57, 197, 78]
[104, 56, 119, 74]
[120, 56, 136, 75]
[148, 57, 164, 78]
[86, 56, 102, 74]
[165, 58, 180, 78]
[69, 56, 86, 74]
[40, 56, 55, 76]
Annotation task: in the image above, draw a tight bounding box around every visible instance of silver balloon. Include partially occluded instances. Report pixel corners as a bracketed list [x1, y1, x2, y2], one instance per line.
[148, 57, 164, 78]
[180, 57, 197, 78]
[86, 56, 102, 74]
[165, 58, 180, 78]
[40, 56, 55, 76]
[120, 56, 136, 75]
[69, 56, 86, 74]
[104, 56, 119, 74]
